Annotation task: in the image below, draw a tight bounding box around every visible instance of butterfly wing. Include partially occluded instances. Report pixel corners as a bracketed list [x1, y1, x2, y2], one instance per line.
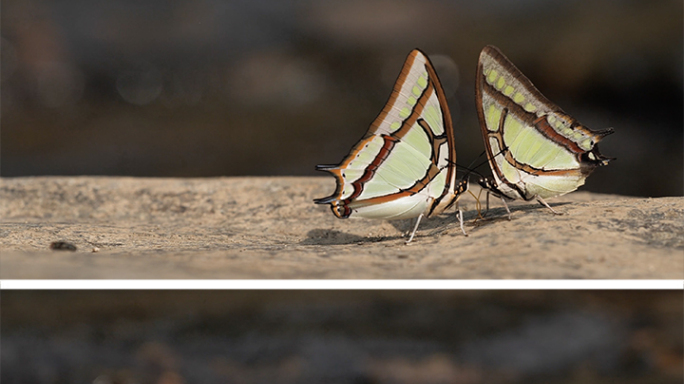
[475, 45, 613, 201]
[315, 49, 464, 220]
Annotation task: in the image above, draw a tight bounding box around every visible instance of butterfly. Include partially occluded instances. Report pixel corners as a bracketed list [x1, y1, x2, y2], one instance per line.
[315, 49, 468, 243]
[475, 45, 614, 218]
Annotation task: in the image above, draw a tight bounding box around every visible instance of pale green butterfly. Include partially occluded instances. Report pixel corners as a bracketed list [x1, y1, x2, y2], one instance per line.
[315, 49, 468, 243]
[475, 45, 614, 217]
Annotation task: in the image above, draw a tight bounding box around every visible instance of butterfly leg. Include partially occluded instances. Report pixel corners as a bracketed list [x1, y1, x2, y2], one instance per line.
[405, 213, 424, 244]
[457, 208, 468, 237]
[500, 197, 512, 220]
[537, 196, 562, 215]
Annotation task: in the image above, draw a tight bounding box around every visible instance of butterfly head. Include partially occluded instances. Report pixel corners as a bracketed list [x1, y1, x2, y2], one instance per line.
[458, 177, 469, 194]
[477, 176, 495, 191]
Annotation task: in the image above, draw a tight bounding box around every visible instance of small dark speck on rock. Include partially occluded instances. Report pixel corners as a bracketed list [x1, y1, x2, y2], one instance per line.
[49, 241, 77, 251]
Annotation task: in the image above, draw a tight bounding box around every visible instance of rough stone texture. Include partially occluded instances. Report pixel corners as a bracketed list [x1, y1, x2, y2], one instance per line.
[1, 176, 682, 279]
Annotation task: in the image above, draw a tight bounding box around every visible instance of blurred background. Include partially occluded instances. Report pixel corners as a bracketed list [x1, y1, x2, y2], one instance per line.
[2, 290, 682, 383]
[1, 0, 682, 196]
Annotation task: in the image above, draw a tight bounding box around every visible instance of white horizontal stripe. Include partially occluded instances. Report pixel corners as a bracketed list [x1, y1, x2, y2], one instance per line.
[1, 280, 681, 290]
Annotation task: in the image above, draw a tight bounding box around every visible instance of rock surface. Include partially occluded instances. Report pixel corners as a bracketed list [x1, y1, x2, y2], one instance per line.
[1, 176, 682, 279]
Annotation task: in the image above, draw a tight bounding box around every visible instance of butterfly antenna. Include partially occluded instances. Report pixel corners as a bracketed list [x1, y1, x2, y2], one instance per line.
[467, 150, 488, 172]
[447, 159, 486, 180]
[454, 163, 485, 179]
[451, 149, 503, 182]
[469, 146, 511, 176]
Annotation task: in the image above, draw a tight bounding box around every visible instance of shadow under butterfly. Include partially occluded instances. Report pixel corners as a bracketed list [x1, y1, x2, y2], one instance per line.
[314, 49, 468, 244]
[475, 45, 614, 219]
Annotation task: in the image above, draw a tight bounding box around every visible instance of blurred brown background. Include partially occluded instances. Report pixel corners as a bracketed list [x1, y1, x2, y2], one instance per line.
[2, 290, 682, 383]
[2, 0, 682, 196]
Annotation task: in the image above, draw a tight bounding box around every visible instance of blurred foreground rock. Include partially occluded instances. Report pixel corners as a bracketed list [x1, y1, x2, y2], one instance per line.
[3, 291, 681, 384]
[1, 176, 682, 279]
